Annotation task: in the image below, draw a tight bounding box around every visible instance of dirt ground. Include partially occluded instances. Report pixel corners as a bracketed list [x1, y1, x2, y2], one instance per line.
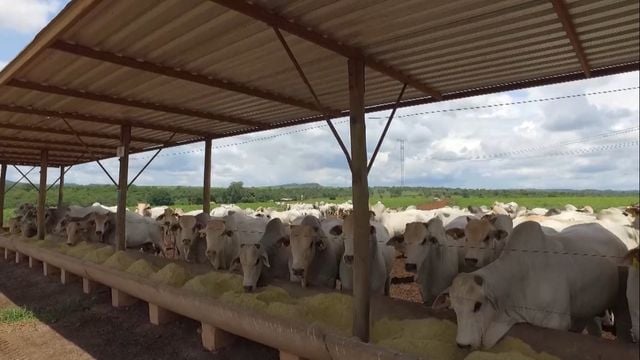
[0, 259, 278, 360]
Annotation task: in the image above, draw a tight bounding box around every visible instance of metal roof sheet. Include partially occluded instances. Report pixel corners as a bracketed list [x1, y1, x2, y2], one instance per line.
[0, 0, 637, 166]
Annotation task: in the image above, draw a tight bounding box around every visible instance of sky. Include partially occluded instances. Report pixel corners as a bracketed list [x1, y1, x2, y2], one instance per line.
[1, 0, 639, 190]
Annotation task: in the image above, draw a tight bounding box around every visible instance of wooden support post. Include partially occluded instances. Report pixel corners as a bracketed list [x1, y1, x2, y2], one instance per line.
[60, 268, 76, 284]
[201, 323, 236, 351]
[203, 138, 212, 214]
[82, 278, 97, 294]
[4, 248, 14, 261]
[37, 150, 48, 240]
[57, 166, 64, 208]
[111, 288, 136, 307]
[279, 351, 309, 360]
[348, 57, 371, 342]
[29, 256, 41, 269]
[149, 303, 178, 325]
[43, 262, 60, 277]
[15, 251, 25, 264]
[116, 125, 131, 251]
[0, 162, 6, 229]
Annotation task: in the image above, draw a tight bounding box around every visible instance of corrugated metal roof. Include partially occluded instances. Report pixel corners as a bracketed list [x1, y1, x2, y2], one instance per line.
[0, 0, 638, 166]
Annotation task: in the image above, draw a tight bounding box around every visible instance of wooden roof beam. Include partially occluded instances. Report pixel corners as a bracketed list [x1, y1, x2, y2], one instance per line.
[550, 0, 591, 77]
[0, 137, 116, 155]
[211, 0, 442, 100]
[0, 149, 95, 161]
[7, 79, 266, 129]
[0, 157, 71, 167]
[49, 40, 340, 116]
[0, 103, 215, 138]
[0, 123, 163, 144]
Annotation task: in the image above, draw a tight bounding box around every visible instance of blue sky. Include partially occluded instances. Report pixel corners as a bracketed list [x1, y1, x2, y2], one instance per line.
[1, 1, 639, 190]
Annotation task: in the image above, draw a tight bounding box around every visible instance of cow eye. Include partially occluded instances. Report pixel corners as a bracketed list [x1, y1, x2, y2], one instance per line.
[473, 302, 482, 313]
[484, 235, 490, 242]
[255, 258, 260, 265]
[309, 241, 314, 248]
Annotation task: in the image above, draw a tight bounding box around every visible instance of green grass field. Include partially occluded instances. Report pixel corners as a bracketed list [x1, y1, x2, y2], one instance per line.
[3, 195, 637, 225]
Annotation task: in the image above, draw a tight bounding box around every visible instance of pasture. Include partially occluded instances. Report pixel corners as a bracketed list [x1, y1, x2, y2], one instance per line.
[3, 194, 638, 225]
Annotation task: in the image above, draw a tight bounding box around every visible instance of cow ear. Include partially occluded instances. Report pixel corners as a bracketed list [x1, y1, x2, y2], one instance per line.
[445, 228, 465, 240]
[329, 225, 342, 236]
[386, 235, 404, 246]
[156, 214, 165, 222]
[261, 253, 270, 268]
[369, 211, 376, 221]
[432, 288, 451, 310]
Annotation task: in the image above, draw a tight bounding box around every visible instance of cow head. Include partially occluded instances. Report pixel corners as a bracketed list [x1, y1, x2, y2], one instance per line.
[391, 218, 459, 303]
[136, 203, 151, 217]
[463, 216, 509, 268]
[203, 219, 233, 269]
[340, 214, 377, 266]
[92, 212, 115, 243]
[65, 217, 93, 246]
[8, 216, 22, 234]
[19, 215, 37, 238]
[433, 273, 509, 349]
[234, 243, 270, 292]
[177, 215, 205, 262]
[288, 223, 326, 287]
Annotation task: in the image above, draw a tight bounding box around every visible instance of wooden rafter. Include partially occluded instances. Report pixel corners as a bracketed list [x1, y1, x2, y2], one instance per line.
[0, 149, 95, 161]
[0, 138, 115, 155]
[211, 0, 442, 100]
[0, 103, 215, 138]
[7, 79, 267, 129]
[550, 0, 591, 77]
[0, 157, 69, 167]
[0, 122, 162, 144]
[49, 40, 341, 116]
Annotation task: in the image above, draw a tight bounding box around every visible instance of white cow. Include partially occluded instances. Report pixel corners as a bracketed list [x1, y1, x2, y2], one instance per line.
[136, 203, 168, 219]
[203, 212, 267, 270]
[177, 213, 210, 262]
[463, 215, 512, 268]
[91, 211, 163, 251]
[389, 217, 464, 303]
[624, 247, 639, 342]
[234, 218, 291, 292]
[338, 214, 394, 296]
[434, 221, 628, 349]
[287, 216, 343, 288]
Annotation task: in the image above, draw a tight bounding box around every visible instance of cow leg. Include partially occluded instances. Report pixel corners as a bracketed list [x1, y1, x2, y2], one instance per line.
[613, 268, 633, 342]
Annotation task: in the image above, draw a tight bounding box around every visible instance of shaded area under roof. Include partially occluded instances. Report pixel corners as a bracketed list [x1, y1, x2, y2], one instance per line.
[0, 0, 638, 167]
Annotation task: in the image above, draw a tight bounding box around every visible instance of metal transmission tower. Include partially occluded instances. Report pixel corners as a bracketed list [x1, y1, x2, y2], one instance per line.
[398, 139, 405, 186]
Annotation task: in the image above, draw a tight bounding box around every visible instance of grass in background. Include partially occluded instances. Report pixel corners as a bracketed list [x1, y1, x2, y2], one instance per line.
[449, 195, 638, 212]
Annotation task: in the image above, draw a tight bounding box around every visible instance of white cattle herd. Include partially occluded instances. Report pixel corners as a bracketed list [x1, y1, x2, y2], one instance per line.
[6, 200, 640, 348]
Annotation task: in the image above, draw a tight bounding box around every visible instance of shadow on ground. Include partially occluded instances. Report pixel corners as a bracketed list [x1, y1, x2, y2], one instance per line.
[0, 259, 278, 360]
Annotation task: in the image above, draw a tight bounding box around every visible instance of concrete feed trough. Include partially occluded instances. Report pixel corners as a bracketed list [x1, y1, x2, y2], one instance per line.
[1, 233, 637, 360]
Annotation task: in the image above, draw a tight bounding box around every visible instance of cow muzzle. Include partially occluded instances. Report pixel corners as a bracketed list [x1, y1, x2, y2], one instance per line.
[243, 286, 254, 293]
[292, 268, 304, 277]
[343, 255, 353, 265]
[456, 343, 471, 349]
[465, 258, 479, 267]
[405, 263, 417, 272]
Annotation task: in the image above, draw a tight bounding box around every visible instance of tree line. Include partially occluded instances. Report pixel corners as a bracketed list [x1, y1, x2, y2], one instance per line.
[2, 181, 637, 209]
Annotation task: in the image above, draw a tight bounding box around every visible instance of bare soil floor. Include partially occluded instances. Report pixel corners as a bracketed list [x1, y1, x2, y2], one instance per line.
[0, 259, 278, 360]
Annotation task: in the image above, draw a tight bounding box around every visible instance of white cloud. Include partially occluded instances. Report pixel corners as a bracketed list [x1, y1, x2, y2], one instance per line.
[5, 73, 640, 190]
[0, 0, 64, 33]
